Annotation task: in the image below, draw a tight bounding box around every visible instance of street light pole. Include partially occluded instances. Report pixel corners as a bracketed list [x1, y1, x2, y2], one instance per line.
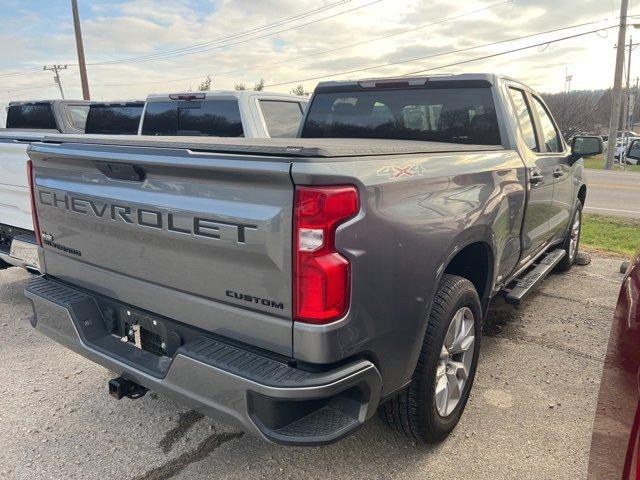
[606, 0, 630, 169]
[71, 0, 90, 100]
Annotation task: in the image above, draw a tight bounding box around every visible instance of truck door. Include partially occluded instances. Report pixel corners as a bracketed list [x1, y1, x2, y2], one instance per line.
[507, 87, 554, 261]
[529, 95, 574, 242]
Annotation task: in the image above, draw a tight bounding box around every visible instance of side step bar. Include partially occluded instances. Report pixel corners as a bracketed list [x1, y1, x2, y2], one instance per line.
[504, 248, 566, 305]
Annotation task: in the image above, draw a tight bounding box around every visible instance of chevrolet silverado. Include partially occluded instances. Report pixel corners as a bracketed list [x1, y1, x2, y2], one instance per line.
[24, 74, 601, 445]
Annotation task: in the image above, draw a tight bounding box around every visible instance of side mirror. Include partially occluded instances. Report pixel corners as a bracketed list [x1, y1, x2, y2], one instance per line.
[627, 139, 640, 161]
[571, 136, 603, 157]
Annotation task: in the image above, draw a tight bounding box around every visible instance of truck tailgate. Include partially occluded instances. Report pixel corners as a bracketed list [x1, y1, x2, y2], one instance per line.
[28, 141, 294, 355]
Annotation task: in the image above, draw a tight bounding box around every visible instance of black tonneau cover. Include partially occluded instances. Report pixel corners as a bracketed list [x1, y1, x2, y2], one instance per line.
[40, 134, 504, 158]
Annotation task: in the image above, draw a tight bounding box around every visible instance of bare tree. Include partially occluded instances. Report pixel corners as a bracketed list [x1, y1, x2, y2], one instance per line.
[542, 89, 611, 139]
[290, 84, 310, 96]
[253, 78, 265, 91]
[234, 83, 247, 90]
[198, 75, 212, 91]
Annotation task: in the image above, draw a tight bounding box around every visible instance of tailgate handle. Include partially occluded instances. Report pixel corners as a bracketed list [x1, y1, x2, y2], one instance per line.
[96, 162, 145, 182]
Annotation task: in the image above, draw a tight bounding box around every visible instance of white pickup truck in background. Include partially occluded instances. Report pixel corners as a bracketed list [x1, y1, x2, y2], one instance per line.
[139, 90, 308, 137]
[0, 100, 93, 272]
[0, 90, 308, 272]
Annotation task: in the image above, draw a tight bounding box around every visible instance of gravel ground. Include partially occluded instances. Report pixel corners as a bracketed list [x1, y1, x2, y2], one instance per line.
[0, 254, 624, 479]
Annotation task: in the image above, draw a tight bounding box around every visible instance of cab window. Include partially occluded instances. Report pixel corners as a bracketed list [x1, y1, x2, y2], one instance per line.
[66, 104, 90, 130]
[507, 88, 538, 151]
[259, 100, 303, 137]
[531, 96, 562, 152]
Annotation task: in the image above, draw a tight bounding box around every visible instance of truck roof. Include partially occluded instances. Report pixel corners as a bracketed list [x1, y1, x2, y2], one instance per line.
[313, 73, 531, 91]
[39, 134, 504, 158]
[89, 101, 145, 106]
[8, 99, 93, 106]
[145, 90, 308, 102]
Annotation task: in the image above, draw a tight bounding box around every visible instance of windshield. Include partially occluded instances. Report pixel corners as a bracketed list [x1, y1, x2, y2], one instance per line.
[301, 86, 500, 145]
[141, 99, 244, 136]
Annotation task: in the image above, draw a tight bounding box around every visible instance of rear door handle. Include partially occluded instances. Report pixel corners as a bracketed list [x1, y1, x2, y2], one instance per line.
[553, 168, 564, 178]
[529, 173, 544, 185]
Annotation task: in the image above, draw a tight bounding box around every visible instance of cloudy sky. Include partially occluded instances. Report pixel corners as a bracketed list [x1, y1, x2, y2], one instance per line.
[0, 0, 636, 103]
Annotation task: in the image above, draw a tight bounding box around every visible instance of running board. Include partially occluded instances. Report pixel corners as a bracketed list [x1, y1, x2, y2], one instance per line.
[504, 249, 566, 305]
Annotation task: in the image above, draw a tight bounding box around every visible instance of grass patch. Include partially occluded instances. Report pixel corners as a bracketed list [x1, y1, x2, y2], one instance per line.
[583, 154, 640, 172]
[582, 214, 640, 257]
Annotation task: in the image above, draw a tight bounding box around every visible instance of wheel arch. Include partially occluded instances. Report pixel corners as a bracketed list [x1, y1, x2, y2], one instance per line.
[577, 184, 587, 206]
[435, 228, 496, 316]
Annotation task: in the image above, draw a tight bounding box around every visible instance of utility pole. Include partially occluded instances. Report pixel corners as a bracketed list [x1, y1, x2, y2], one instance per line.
[621, 37, 634, 164]
[606, 0, 629, 169]
[631, 77, 640, 133]
[71, 0, 90, 100]
[43, 64, 68, 99]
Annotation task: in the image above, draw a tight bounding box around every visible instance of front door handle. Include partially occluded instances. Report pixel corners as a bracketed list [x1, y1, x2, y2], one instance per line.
[553, 168, 564, 178]
[529, 173, 544, 185]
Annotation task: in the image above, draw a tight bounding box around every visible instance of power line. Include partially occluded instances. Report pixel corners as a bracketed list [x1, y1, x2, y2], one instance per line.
[86, 0, 380, 66]
[0, 67, 44, 79]
[404, 27, 617, 75]
[264, 21, 617, 88]
[85, 0, 350, 65]
[3, 83, 57, 94]
[85, 0, 515, 87]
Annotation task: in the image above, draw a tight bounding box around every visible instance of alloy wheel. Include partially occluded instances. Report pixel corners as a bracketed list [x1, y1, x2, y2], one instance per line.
[435, 306, 476, 417]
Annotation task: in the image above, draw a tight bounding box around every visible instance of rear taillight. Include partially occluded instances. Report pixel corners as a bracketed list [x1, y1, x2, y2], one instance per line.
[293, 185, 359, 324]
[27, 160, 42, 246]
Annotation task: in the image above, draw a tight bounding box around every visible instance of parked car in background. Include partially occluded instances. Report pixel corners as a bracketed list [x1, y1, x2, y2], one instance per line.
[603, 130, 639, 162]
[0, 100, 93, 272]
[588, 250, 640, 479]
[625, 138, 640, 165]
[139, 90, 308, 138]
[84, 101, 144, 135]
[24, 73, 601, 446]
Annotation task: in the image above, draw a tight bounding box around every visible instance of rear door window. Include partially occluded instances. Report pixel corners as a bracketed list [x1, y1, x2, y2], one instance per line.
[142, 99, 244, 136]
[507, 88, 538, 151]
[259, 100, 303, 137]
[6, 103, 57, 130]
[65, 104, 90, 131]
[301, 86, 501, 145]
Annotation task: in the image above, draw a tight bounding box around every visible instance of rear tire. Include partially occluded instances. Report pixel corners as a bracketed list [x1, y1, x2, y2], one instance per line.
[380, 274, 482, 443]
[556, 200, 582, 272]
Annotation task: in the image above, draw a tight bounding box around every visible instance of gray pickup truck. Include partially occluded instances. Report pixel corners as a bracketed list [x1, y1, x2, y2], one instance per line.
[24, 74, 601, 446]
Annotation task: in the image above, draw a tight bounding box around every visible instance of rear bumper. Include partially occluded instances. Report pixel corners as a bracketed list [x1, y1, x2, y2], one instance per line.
[25, 276, 382, 445]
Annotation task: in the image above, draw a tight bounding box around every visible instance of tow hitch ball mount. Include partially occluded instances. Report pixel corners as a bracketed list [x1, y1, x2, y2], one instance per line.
[108, 376, 148, 400]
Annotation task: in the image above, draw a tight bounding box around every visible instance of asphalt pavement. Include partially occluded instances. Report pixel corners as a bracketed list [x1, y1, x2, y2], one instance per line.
[0, 256, 624, 480]
[584, 169, 640, 218]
